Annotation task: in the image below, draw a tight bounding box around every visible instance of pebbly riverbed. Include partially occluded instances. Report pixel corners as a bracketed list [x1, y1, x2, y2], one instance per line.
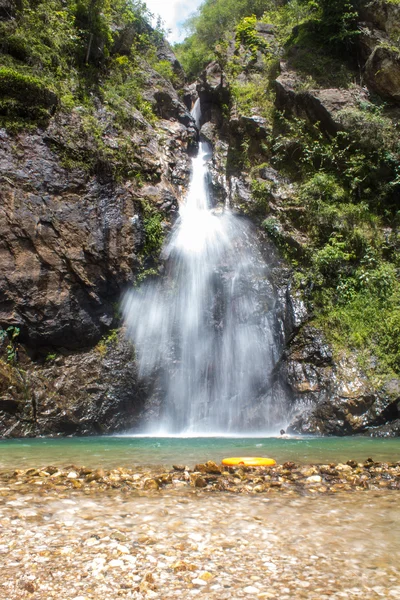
[0, 460, 399, 599]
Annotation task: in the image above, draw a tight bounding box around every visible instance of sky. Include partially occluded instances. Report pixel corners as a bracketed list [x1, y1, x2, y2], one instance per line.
[144, 0, 204, 44]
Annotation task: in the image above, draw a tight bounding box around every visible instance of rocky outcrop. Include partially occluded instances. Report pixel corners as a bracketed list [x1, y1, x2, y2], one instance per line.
[358, 1, 400, 102]
[197, 61, 230, 129]
[364, 45, 400, 102]
[0, 331, 147, 437]
[285, 326, 400, 435]
[274, 64, 369, 134]
[200, 65, 400, 437]
[0, 108, 191, 349]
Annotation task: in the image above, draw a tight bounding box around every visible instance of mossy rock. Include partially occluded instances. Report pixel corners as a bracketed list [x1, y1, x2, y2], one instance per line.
[0, 67, 58, 107]
[0, 67, 58, 128]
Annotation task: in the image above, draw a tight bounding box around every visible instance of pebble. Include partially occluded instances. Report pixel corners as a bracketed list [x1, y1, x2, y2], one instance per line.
[0, 460, 398, 599]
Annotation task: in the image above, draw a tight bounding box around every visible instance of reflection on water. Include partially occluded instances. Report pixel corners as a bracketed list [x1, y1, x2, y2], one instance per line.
[0, 435, 399, 470]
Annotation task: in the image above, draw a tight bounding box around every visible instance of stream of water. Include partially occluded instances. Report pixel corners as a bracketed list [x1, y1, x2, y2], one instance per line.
[123, 103, 288, 434]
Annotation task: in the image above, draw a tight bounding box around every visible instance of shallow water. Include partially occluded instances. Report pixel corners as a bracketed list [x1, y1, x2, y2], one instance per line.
[0, 488, 399, 599]
[0, 435, 399, 470]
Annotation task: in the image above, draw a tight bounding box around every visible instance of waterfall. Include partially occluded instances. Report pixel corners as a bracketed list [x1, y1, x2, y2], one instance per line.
[123, 103, 289, 435]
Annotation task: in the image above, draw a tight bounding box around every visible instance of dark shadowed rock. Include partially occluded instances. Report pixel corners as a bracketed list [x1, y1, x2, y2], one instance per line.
[0, 333, 146, 437]
[0, 0, 21, 19]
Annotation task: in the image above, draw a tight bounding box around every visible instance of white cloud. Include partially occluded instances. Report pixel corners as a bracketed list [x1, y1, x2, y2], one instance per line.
[145, 0, 203, 43]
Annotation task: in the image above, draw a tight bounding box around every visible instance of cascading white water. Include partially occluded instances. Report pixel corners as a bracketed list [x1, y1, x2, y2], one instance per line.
[123, 103, 288, 434]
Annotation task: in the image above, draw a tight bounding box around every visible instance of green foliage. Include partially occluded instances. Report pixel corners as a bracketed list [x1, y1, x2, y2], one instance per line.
[231, 75, 274, 119]
[184, 0, 269, 48]
[135, 267, 159, 286]
[142, 211, 164, 256]
[262, 216, 282, 238]
[175, 0, 281, 78]
[151, 59, 178, 85]
[250, 178, 274, 214]
[0, 0, 161, 132]
[0, 326, 21, 364]
[0, 67, 57, 129]
[317, 280, 400, 377]
[95, 328, 119, 356]
[174, 36, 213, 80]
[313, 234, 355, 279]
[272, 109, 400, 212]
[266, 100, 399, 381]
[236, 15, 266, 57]
[312, 0, 360, 50]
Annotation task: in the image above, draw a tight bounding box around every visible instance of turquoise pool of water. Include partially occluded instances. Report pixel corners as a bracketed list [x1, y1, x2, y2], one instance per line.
[0, 435, 399, 470]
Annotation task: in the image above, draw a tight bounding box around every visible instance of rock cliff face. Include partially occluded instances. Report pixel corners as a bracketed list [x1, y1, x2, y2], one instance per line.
[0, 30, 197, 436]
[0, 112, 192, 348]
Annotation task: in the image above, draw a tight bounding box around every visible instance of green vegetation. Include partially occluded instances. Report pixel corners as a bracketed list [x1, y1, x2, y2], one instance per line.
[177, 0, 400, 381]
[175, 0, 362, 79]
[0, 0, 171, 141]
[0, 66, 57, 130]
[269, 108, 400, 380]
[0, 326, 21, 364]
[95, 328, 119, 356]
[140, 203, 165, 257]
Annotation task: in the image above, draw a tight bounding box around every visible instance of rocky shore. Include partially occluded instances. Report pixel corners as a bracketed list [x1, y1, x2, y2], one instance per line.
[0, 467, 399, 599]
[1, 458, 399, 497]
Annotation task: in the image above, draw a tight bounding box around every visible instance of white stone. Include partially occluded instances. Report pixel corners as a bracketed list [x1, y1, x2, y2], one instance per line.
[108, 559, 123, 568]
[306, 475, 322, 483]
[192, 578, 208, 586]
[244, 586, 260, 594]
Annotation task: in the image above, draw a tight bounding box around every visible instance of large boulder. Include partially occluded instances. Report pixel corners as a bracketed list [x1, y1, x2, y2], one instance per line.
[274, 64, 368, 134]
[364, 45, 400, 102]
[358, 1, 400, 103]
[285, 326, 400, 435]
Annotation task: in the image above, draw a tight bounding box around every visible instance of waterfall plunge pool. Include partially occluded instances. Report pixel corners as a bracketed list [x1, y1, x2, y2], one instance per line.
[0, 435, 399, 470]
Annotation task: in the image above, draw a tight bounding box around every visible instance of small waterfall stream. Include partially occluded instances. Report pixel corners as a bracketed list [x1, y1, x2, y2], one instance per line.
[123, 103, 288, 434]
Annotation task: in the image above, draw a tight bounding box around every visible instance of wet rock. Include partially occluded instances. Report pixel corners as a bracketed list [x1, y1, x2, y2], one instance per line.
[346, 460, 358, 469]
[366, 419, 400, 438]
[194, 461, 222, 475]
[283, 325, 400, 436]
[190, 474, 208, 488]
[143, 478, 160, 491]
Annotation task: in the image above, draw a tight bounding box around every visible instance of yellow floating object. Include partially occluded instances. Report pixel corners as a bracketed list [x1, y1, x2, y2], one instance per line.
[222, 457, 276, 467]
